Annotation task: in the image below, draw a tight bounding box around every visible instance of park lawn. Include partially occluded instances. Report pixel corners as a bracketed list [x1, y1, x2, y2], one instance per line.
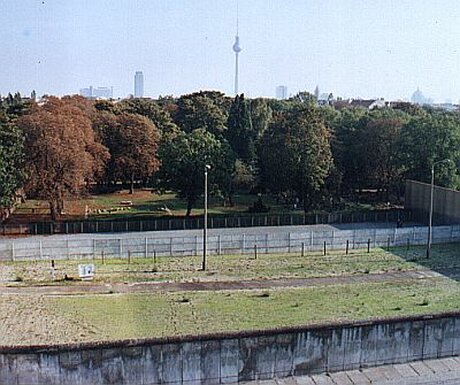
[11, 190, 291, 220]
[11, 189, 376, 222]
[47, 277, 460, 342]
[2, 243, 459, 286]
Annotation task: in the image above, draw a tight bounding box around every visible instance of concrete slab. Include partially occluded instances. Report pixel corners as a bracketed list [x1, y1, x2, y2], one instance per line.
[409, 361, 434, 376]
[440, 357, 460, 371]
[292, 376, 316, 385]
[392, 363, 419, 378]
[361, 366, 387, 383]
[344, 370, 371, 385]
[328, 371, 353, 385]
[423, 357, 450, 373]
[275, 376, 298, 385]
[378, 365, 402, 381]
[310, 373, 335, 384]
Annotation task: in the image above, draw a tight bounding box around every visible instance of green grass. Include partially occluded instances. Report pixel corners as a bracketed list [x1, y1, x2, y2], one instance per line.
[3, 243, 459, 286]
[12, 189, 384, 221]
[48, 277, 460, 341]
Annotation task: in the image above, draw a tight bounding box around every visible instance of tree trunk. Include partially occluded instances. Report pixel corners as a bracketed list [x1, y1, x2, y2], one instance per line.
[49, 200, 58, 222]
[129, 174, 134, 194]
[185, 200, 193, 217]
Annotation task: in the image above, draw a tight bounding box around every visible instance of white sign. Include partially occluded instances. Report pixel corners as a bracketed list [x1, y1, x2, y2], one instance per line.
[78, 264, 95, 280]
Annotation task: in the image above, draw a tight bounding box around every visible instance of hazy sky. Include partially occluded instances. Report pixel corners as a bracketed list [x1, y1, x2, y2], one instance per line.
[2, 0, 460, 101]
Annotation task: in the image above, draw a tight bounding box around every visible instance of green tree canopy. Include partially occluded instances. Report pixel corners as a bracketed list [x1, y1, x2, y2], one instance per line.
[258, 104, 333, 211]
[158, 128, 235, 216]
[173, 91, 229, 137]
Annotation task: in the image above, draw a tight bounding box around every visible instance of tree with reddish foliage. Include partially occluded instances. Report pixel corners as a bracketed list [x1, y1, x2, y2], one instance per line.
[95, 112, 161, 193]
[18, 96, 109, 220]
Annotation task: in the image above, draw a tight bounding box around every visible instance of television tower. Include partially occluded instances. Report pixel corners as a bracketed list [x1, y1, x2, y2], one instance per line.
[232, 0, 242, 95]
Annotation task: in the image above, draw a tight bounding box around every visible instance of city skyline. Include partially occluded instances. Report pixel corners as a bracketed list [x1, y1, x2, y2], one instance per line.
[2, 1, 460, 102]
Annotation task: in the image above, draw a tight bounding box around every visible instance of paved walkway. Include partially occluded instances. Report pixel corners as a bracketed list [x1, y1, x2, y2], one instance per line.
[0, 269, 442, 296]
[242, 357, 460, 385]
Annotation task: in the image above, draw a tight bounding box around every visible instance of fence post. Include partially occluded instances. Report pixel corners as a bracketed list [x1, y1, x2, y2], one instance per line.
[195, 236, 198, 256]
[145, 238, 148, 258]
[254, 244, 258, 260]
[218, 235, 222, 255]
[170, 237, 173, 256]
[242, 234, 246, 254]
[323, 241, 327, 256]
[387, 237, 391, 251]
[39, 240, 43, 260]
[367, 239, 370, 253]
[301, 242, 305, 257]
[346, 240, 349, 255]
[153, 249, 157, 264]
[101, 250, 105, 264]
[128, 251, 131, 264]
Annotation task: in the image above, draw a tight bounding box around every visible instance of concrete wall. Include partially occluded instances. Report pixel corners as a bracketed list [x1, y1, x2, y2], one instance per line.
[2, 312, 460, 384]
[1, 224, 460, 262]
[406, 179, 460, 225]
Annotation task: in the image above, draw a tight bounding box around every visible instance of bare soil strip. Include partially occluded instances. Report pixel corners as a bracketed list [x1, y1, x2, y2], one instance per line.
[0, 269, 442, 296]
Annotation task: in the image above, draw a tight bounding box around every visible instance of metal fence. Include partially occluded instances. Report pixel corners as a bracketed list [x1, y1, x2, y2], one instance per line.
[0, 224, 458, 262]
[0, 209, 410, 235]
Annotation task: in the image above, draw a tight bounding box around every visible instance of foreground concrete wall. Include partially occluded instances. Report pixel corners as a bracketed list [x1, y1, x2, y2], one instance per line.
[406, 179, 460, 225]
[2, 312, 460, 384]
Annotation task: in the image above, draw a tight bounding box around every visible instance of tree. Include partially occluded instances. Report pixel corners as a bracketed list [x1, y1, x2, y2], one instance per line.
[18, 96, 109, 220]
[0, 114, 24, 207]
[118, 98, 179, 135]
[158, 128, 235, 216]
[249, 98, 272, 138]
[173, 91, 229, 137]
[399, 111, 460, 189]
[258, 104, 333, 211]
[95, 112, 161, 193]
[226, 94, 255, 164]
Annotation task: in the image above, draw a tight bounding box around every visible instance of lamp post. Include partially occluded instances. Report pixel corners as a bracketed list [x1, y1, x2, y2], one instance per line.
[202, 164, 211, 271]
[426, 159, 451, 259]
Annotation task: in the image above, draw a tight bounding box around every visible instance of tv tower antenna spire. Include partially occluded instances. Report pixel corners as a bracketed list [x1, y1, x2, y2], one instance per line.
[232, 0, 242, 95]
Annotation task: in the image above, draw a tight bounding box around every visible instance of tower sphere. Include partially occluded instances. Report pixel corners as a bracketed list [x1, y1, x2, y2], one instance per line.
[233, 36, 242, 53]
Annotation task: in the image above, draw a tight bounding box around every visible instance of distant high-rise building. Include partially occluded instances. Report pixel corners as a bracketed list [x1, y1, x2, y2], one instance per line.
[314, 85, 320, 100]
[79, 86, 113, 99]
[134, 71, 144, 97]
[276, 85, 288, 100]
[411, 87, 432, 105]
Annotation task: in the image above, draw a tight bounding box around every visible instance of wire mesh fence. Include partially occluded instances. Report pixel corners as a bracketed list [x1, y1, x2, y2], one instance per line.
[0, 224, 458, 262]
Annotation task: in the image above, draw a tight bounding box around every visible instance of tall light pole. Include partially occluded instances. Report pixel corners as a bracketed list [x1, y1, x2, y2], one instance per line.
[202, 164, 211, 271]
[426, 158, 451, 259]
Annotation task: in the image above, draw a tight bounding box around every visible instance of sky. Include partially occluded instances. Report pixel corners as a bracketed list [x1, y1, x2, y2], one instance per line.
[1, 0, 460, 102]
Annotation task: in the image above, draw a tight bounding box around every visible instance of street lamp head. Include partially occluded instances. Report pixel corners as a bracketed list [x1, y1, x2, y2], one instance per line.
[434, 158, 452, 167]
[205, 164, 211, 171]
